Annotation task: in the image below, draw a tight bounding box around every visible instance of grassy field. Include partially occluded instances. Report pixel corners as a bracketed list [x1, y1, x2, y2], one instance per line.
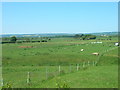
[2, 37, 118, 88]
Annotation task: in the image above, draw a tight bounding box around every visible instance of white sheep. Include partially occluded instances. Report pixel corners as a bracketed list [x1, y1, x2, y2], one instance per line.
[81, 49, 84, 51]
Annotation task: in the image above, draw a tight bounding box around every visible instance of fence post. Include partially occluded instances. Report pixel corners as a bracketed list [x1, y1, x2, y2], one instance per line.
[27, 72, 30, 85]
[59, 65, 61, 74]
[95, 61, 97, 66]
[83, 62, 85, 68]
[88, 61, 90, 66]
[1, 77, 3, 87]
[69, 64, 71, 73]
[93, 61, 95, 66]
[77, 64, 79, 71]
[46, 67, 48, 80]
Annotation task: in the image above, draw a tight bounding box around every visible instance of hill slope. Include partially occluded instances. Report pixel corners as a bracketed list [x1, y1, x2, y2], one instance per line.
[36, 48, 118, 88]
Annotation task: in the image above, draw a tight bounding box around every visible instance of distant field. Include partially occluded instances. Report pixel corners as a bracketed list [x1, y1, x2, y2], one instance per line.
[2, 38, 118, 66]
[2, 37, 118, 88]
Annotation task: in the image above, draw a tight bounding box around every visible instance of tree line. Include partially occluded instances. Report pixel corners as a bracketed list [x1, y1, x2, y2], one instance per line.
[74, 34, 96, 40]
[1, 36, 51, 44]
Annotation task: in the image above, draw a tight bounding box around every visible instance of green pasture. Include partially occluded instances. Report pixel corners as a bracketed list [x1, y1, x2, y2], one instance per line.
[2, 38, 118, 66]
[2, 37, 118, 88]
[2, 65, 118, 88]
[40, 65, 118, 88]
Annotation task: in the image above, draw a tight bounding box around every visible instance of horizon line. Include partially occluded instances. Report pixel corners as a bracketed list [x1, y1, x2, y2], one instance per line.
[0, 31, 118, 35]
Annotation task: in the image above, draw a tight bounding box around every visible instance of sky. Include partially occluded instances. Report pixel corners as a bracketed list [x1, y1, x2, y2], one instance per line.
[2, 2, 118, 34]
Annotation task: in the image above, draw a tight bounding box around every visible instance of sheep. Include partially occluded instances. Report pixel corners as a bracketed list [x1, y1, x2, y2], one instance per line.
[81, 49, 84, 51]
[92, 52, 99, 55]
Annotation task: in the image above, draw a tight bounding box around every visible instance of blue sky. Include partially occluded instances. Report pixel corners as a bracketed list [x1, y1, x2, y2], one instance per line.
[2, 2, 118, 34]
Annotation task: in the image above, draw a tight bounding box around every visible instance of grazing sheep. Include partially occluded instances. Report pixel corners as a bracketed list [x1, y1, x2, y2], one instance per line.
[92, 52, 99, 55]
[91, 42, 102, 44]
[115, 43, 119, 46]
[81, 49, 84, 51]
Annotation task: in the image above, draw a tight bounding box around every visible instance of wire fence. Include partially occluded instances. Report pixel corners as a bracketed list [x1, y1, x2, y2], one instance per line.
[1, 47, 118, 88]
[1, 60, 98, 88]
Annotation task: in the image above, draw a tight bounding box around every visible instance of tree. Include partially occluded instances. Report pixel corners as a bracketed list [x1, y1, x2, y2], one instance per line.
[10, 36, 17, 42]
[89, 35, 96, 39]
[26, 38, 31, 42]
[80, 34, 84, 37]
[74, 34, 84, 38]
[74, 34, 96, 40]
[81, 36, 86, 40]
[74, 34, 80, 38]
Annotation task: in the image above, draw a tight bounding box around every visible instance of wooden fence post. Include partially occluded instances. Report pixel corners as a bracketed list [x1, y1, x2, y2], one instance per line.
[59, 65, 61, 74]
[93, 61, 95, 66]
[1, 77, 3, 87]
[95, 61, 97, 66]
[27, 72, 30, 85]
[46, 67, 48, 80]
[69, 64, 71, 73]
[77, 64, 79, 71]
[88, 61, 90, 66]
[83, 62, 85, 68]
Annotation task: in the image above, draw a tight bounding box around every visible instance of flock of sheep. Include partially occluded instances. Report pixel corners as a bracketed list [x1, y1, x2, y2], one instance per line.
[80, 49, 99, 56]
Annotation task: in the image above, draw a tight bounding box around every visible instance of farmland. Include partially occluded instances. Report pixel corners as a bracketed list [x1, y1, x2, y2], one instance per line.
[1, 35, 119, 88]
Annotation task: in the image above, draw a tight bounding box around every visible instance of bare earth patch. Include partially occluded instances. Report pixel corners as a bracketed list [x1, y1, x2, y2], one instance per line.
[18, 46, 33, 48]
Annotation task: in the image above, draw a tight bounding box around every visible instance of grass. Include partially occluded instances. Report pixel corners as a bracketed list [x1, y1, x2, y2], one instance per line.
[2, 39, 117, 66]
[39, 65, 118, 88]
[2, 37, 118, 88]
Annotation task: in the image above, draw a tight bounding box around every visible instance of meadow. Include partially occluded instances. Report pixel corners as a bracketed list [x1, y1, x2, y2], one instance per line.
[2, 37, 118, 88]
